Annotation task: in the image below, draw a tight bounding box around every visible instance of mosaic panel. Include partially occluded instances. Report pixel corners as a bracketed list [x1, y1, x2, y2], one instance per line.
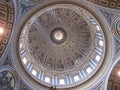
[0, 71, 15, 90]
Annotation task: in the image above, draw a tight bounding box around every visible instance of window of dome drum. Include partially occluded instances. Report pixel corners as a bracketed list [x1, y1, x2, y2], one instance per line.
[86, 67, 93, 74]
[95, 55, 101, 62]
[74, 75, 80, 82]
[31, 69, 37, 76]
[23, 57, 27, 64]
[59, 79, 65, 85]
[96, 25, 100, 31]
[99, 40, 103, 46]
[44, 77, 50, 83]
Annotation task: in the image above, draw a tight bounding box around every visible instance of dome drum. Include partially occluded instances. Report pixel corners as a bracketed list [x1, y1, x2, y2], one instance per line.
[11, 2, 113, 89]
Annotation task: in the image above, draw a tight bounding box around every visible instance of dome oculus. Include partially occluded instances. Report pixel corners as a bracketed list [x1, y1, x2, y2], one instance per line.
[50, 27, 67, 44]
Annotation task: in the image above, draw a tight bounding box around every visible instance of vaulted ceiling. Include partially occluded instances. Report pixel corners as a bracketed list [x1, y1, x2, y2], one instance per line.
[0, 0, 120, 90]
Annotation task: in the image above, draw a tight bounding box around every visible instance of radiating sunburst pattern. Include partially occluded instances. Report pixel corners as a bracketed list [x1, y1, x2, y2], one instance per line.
[28, 8, 92, 71]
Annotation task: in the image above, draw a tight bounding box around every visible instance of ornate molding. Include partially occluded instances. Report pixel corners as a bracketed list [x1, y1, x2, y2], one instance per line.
[88, 0, 120, 10]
